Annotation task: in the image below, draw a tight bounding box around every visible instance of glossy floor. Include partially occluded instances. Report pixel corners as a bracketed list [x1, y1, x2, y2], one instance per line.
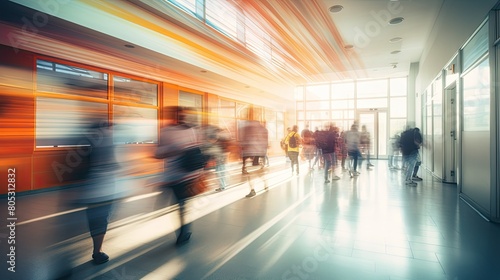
[2, 159, 500, 279]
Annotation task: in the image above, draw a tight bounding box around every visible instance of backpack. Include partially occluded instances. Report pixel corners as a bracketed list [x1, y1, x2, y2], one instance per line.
[280, 139, 287, 150]
[178, 146, 207, 172]
[288, 132, 297, 148]
[314, 130, 328, 150]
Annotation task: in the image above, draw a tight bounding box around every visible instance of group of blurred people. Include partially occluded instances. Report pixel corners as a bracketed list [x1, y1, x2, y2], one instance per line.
[75, 106, 424, 266]
[75, 106, 239, 265]
[280, 121, 374, 183]
[279, 121, 425, 188]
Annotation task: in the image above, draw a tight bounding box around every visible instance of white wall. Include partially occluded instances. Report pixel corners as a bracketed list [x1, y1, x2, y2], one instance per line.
[417, 0, 498, 93]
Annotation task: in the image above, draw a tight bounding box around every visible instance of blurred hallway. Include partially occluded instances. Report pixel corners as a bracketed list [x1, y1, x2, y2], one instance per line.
[2, 158, 500, 279]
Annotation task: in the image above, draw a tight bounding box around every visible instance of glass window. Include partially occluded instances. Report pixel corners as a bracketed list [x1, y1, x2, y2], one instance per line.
[390, 77, 407, 96]
[179, 91, 203, 111]
[219, 99, 235, 117]
[306, 111, 329, 120]
[357, 98, 387, 108]
[37, 59, 108, 99]
[265, 109, 276, 123]
[113, 76, 158, 106]
[277, 123, 284, 138]
[433, 77, 443, 135]
[331, 111, 344, 119]
[166, 0, 197, 16]
[331, 100, 354, 109]
[296, 101, 304, 110]
[297, 111, 304, 120]
[463, 57, 490, 131]
[305, 84, 330, 100]
[205, 0, 240, 39]
[390, 97, 407, 118]
[253, 106, 263, 121]
[36, 98, 107, 147]
[295, 86, 304, 101]
[113, 105, 158, 144]
[236, 102, 250, 119]
[306, 101, 329, 110]
[277, 112, 284, 121]
[357, 79, 387, 98]
[337, 120, 352, 132]
[218, 117, 236, 140]
[330, 109, 353, 119]
[390, 119, 407, 137]
[332, 82, 354, 99]
[462, 21, 488, 72]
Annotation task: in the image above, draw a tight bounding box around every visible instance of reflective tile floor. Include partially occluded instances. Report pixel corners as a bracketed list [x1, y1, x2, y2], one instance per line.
[2, 159, 500, 279]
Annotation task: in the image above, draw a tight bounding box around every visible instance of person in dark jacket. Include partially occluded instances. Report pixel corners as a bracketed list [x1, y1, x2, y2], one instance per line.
[155, 106, 204, 245]
[322, 123, 340, 183]
[77, 120, 119, 264]
[400, 127, 422, 186]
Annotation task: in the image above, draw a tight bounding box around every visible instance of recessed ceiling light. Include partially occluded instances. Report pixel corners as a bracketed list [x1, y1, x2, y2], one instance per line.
[389, 37, 402, 43]
[329, 5, 343, 13]
[389, 17, 404, 25]
[391, 50, 401, 54]
[124, 44, 135, 48]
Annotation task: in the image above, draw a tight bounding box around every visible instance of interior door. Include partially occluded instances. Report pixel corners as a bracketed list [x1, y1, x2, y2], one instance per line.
[444, 83, 457, 183]
[358, 110, 388, 159]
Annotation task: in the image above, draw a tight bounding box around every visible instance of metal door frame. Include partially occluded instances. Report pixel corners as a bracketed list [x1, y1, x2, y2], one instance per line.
[357, 109, 388, 159]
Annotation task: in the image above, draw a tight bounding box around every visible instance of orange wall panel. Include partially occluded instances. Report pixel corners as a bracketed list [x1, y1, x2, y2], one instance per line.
[0, 45, 35, 194]
[32, 150, 88, 190]
[0, 156, 32, 194]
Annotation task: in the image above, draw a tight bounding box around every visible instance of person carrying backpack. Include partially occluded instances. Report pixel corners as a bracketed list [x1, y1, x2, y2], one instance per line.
[155, 106, 204, 245]
[285, 125, 301, 176]
[399, 127, 422, 186]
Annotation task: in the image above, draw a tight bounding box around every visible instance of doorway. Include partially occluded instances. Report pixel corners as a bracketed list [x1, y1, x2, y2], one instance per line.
[357, 110, 388, 159]
[443, 83, 457, 183]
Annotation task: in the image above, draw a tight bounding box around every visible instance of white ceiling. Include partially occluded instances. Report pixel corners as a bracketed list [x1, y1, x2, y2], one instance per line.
[319, 0, 444, 80]
[1, 0, 448, 106]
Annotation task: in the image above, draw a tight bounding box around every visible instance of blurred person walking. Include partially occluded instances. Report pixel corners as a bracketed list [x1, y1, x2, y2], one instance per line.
[284, 125, 301, 176]
[312, 127, 324, 169]
[360, 125, 374, 168]
[344, 124, 362, 177]
[202, 125, 232, 192]
[388, 133, 401, 170]
[301, 124, 316, 170]
[339, 129, 348, 171]
[74, 119, 125, 264]
[399, 127, 423, 187]
[155, 106, 205, 245]
[280, 127, 292, 163]
[322, 123, 340, 183]
[239, 121, 269, 197]
[240, 121, 268, 175]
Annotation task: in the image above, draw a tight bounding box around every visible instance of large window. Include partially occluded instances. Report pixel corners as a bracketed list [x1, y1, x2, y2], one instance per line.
[36, 98, 107, 147]
[114, 76, 158, 106]
[297, 77, 408, 151]
[462, 57, 490, 131]
[357, 79, 387, 98]
[36, 59, 159, 147]
[37, 59, 108, 99]
[164, 0, 297, 80]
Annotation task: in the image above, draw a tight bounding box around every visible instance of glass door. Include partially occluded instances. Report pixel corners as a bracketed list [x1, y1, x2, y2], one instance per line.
[357, 110, 388, 159]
